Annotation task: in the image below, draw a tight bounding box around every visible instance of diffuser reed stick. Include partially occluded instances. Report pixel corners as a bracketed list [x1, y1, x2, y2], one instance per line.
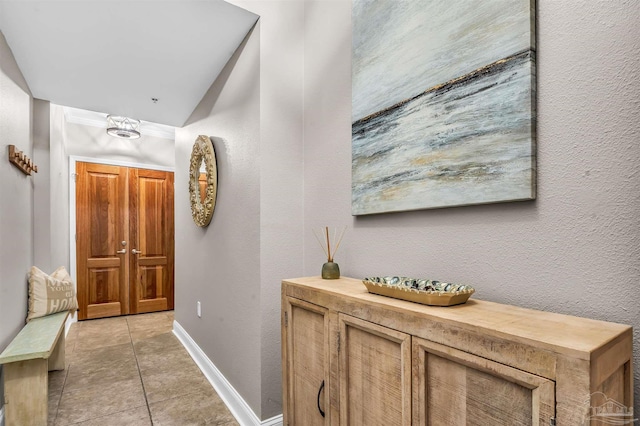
[332, 226, 347, 260]
[314, 226, 346, 263]
[313, 228, 329, 259]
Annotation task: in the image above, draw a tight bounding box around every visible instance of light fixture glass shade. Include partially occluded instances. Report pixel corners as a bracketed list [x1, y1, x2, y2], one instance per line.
[106, 115, 141, 139]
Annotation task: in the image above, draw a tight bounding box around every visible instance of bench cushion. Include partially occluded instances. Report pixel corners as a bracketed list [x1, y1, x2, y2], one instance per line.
[0, 311, 69, 364]
[28, 266, 78, 322]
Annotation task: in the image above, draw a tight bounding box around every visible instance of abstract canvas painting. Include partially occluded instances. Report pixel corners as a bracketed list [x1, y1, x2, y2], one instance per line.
[352, 0, 536, 215]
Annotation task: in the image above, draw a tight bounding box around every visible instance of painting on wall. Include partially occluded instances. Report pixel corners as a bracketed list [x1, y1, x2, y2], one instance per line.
[352, 0, 536, 215]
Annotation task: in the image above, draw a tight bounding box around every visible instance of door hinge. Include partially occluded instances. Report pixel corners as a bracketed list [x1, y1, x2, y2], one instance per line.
[284, 311, 288, 327]
[72, 172, 78, 182]
[549, 417, 556, 426]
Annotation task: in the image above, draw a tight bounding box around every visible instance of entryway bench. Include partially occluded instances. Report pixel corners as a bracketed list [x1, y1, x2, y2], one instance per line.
[0, 311, 69, 426]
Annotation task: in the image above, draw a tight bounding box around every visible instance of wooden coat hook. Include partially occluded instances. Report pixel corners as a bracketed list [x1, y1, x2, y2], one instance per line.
[8, 145, 38, 176]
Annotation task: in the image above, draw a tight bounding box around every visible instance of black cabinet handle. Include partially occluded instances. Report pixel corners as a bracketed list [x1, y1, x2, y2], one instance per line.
[317, 380, 325, 418]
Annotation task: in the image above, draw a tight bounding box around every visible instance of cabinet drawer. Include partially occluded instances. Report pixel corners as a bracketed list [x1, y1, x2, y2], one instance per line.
[412, 337, 555, 425]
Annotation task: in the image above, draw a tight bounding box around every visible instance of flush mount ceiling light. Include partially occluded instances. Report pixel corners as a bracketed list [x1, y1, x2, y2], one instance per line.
[106, 115, 141, 139]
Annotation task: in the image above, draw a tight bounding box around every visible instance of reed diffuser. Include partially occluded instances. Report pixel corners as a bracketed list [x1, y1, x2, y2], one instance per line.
[314, 226, 346, 279]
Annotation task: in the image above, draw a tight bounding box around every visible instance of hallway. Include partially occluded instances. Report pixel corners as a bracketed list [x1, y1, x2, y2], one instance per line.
[48, 312, 238, 425]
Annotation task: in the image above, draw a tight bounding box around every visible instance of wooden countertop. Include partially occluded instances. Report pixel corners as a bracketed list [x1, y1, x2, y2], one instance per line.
[283, 276, 631, 359]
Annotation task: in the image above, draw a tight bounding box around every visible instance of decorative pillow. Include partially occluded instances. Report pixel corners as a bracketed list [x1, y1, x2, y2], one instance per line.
[27, 266, 79, 322]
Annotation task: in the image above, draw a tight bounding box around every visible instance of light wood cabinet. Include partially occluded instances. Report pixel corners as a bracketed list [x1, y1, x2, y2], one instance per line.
[282, 277, 633, 426]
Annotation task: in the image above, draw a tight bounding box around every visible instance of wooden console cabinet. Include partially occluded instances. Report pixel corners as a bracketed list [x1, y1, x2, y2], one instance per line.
[281, 277, 633, 426]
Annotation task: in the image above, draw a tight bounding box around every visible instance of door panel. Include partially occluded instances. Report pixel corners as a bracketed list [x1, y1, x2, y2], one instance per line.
[412, 337, 555, 425]
[339, 314, 411, 426]
[129, 168, 174, 314]
[87, 266, 120, 304]
[283, 297, 330, 426]
[76, 162, 128, 320]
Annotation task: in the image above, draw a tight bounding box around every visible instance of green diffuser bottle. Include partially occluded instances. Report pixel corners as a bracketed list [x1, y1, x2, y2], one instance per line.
[315, 226, 346, 280]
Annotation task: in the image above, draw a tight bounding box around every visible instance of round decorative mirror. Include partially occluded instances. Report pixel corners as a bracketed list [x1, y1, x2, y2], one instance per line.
[189, 135, 218, 227]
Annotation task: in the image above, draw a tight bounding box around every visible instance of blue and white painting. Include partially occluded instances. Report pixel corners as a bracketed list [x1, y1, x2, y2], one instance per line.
[352, 0, 536, 215]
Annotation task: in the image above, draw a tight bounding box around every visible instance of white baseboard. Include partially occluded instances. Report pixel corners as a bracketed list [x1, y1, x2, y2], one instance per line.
[173, 320, 283, 426]
[259, 414, 284, 426]
[65, 311, 77, 336]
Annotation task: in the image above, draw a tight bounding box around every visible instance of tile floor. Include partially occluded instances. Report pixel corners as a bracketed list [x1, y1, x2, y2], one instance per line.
[48, 311, 239, 426]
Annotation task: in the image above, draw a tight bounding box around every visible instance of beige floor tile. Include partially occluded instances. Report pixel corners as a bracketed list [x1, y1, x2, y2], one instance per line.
[133, 332, 184, 356]
[130, 325, 174, 342]
[73, 319, 132, 352]
[63, 406, 152, 426]
[48, 369, 67, 395]
[51, 311, 240, 426]
[48, 369, 68, 424]
[73, 333, 132, 353]
[55, 377, 147, 425]
[77, 317, 129, 335]
[141, 364, 214, 404]
[64, 348, 139, 392]
[149, 388, 237, 426]
[70, 341, 135, 365]
[48, 388, 63, 425]
[135, 344, 195, 375]
[127, 312, 173, 332]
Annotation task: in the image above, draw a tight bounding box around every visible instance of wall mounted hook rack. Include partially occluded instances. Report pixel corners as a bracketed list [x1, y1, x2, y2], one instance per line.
[8, 145, 38, 175]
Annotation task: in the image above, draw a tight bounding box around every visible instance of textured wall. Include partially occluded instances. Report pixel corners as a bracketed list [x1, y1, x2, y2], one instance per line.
[175, 1, 305, 419]
[33, 100, 51, 272]
[248, 1, 304, 419]
[175, 26, 263, 417]
[302, 0, 640, 415]
[0, 29, 33, 417]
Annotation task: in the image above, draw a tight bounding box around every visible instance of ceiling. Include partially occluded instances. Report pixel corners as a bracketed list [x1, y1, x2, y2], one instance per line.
[0, 1, 259, 127]
[64, 106, 176, 140]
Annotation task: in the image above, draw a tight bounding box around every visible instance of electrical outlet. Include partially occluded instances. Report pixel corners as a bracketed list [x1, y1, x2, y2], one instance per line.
[197, 301, 202, 318]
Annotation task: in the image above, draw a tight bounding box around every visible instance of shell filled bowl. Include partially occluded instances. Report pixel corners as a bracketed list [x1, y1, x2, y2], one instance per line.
[362, 276, 475, 307]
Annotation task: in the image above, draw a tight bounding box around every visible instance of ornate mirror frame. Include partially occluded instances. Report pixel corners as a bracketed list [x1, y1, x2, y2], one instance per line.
[189, 135, 218, 227]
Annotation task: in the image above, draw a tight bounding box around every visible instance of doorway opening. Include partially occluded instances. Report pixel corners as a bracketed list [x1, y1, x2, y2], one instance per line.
[70, 158, 175, 320]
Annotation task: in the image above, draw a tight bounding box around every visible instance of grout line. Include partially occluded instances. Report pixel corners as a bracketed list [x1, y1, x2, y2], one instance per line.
[55, 365, 71, 423]
[50, 354, 71, 425]
[51, 322, 79, 425]
[126, 317, 155, 425]
[51, 314, 174, 425]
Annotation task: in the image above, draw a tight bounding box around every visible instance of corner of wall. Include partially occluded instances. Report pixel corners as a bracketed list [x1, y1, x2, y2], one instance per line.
[173, 321, 283, 426]
[174, 11, 263, 418]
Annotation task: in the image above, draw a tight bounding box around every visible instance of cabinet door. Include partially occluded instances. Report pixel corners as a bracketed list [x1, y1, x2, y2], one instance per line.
[339, 314, 411, 426]
[283, 297, 330, 425]
[413, 337, 555, 425]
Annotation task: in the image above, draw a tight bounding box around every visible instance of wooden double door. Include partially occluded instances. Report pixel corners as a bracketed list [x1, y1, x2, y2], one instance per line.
[76, 162, 174, 320]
